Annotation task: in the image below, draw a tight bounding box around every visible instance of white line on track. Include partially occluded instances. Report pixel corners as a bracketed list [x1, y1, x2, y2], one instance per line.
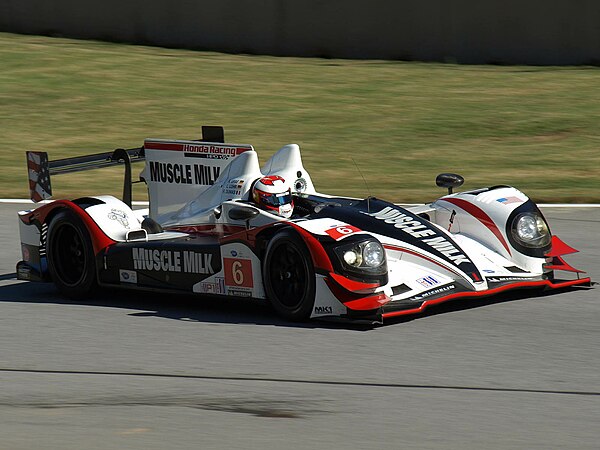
[2, 199, 600, 208]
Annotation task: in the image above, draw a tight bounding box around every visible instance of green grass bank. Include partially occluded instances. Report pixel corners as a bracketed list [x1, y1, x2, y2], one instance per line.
[1, 33, 599, 203]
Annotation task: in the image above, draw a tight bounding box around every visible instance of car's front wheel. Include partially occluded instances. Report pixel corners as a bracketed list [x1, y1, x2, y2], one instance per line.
[263, 230, 316, 321]
[46, 209, 97, 298]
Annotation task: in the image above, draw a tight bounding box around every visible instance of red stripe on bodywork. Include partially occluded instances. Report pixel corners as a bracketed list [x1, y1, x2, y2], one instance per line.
[289, 223, 334, 272]
[145, 142, 185, 151]
[442, 197, 512, 256]
[324, 277, 390, 310]
[344, 293, 390, 311]
[169, 224, 246, 236]
[27, 200, 115, 254]
[382, 277, 592, 320]
[328, 272, 380, 293]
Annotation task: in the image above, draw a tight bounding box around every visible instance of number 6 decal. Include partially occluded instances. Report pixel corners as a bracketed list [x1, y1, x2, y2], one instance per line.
[325, 225, 361, 241]
[232, 260, 244, 285]
[224, 258, 254, 288]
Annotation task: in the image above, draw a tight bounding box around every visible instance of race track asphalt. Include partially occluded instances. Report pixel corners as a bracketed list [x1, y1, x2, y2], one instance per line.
[0, 203, 598, 450]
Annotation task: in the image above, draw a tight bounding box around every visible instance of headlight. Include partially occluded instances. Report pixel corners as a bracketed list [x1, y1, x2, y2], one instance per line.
[511, 213, 550, 248]
[363, 241, 385, 267]
[334, 239, 386, 271]
[343, 249, 361, 266]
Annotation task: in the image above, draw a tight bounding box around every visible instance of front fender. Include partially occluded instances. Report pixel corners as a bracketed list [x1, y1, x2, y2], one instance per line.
[432, 186, 548, 273]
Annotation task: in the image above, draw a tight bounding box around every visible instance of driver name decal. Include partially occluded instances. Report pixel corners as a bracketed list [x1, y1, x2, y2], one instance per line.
[132, 248, 214, 274]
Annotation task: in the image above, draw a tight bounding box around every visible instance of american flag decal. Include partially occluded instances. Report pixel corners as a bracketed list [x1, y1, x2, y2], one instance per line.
[27, 151, 52, 202]
[496, 196, 523, 205]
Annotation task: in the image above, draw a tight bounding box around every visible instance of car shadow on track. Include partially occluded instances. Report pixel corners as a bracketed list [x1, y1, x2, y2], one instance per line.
[0, 275, 591, 329]
[0, 277, 366, 330]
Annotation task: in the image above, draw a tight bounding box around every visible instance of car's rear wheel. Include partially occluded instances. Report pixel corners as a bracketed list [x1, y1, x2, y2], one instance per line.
[263, 230, 316, 321]
[47, 209, 97, 298]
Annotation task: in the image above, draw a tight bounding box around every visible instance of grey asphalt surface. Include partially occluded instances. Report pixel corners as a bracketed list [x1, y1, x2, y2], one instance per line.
[0, 202, 598, 450]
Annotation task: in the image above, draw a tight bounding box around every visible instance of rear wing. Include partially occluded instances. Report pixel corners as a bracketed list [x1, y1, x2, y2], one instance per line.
[26, 147, 145, 207]
[25, 125, 227, 207]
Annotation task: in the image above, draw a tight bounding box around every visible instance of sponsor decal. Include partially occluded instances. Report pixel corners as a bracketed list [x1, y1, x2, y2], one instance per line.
[497, 196, 524, 205]
[108, 209, 130, 229]
[417, 276, 440, 288]
[182, 143, 243, 158]
[410, 284, 455, 302]
[325, 225, 361, 241]
[313, 306, 333, 315]
[364, 207, 471, 266]
[132, 248, 214, 274]
[149, 161, 221, 186]
[227, 287, 253, 298]
[119, 269, 138, 284]
[198, 277, 226, 295]
[224, 258, 254, 288]
[487, 276, 532, 283]
[421, 237, 471, 266]
[362, 206, 436, 238]
[17, 265, 31, 280]
[483, 269, 496, 274]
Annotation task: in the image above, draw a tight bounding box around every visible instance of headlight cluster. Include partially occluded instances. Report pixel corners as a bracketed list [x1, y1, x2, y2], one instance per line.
[335, 239, 386, 271]
[511, 213, 551, 248]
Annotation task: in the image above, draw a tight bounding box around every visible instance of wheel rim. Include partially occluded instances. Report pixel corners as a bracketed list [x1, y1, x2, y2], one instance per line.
[268, 242, 308, 309]
[51, 223, 87, 286]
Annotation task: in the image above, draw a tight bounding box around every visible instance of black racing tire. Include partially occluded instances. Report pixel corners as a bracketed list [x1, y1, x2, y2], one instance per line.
[46, 209, 97, 298]
[263, 229, 316, 321]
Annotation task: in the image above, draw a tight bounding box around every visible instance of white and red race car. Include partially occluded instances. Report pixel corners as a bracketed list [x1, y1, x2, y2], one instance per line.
[17, 126, 591, 323]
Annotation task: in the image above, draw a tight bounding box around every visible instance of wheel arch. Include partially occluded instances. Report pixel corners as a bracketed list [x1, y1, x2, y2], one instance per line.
[27, 200, 116, 255]
[254, 222, 334, 273]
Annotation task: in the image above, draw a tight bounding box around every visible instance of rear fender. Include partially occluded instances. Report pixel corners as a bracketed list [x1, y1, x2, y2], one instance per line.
[18, 196, 141, 256]
[80, 195, 144, 242]
[17, 199, 118, 281]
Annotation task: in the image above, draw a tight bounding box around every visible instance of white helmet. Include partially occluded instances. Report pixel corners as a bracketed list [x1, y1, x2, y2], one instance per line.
[252, 175, 294, 219]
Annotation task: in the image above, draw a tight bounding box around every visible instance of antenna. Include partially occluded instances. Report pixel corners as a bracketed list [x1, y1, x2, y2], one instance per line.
[351, 157, 372, 213]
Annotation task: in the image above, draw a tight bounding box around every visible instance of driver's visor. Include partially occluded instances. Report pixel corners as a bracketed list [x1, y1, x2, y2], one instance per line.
[260, 190, 293, 207]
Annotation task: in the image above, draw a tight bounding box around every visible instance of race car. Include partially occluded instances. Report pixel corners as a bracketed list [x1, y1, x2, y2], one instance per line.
[16, 126, 591, 323]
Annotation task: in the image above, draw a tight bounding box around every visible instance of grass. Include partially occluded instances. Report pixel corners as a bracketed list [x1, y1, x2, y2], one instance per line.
[1, 32, 599, 203]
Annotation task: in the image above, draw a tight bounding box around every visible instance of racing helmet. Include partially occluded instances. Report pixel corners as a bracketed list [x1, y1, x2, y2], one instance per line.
[252, 175, 294, 219]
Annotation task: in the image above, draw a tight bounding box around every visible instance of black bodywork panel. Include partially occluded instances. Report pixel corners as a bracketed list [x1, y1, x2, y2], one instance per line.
[99, 235, 222, 291]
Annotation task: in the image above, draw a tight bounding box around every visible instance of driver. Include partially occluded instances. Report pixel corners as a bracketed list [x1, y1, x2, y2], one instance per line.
[252, 175, 294, 218]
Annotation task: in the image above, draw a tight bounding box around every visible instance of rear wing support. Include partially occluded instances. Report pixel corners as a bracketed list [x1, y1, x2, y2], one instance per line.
[26, 147, 145, 207]
[26, 125, 225, 207]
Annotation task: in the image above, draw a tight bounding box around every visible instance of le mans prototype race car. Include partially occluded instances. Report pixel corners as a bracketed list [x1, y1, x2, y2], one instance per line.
[17, 126, 591, 323]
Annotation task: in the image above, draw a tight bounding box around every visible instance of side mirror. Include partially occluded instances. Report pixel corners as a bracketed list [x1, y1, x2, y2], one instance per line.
[228, 205, 260, 222]
[436, 173, 464, 195]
